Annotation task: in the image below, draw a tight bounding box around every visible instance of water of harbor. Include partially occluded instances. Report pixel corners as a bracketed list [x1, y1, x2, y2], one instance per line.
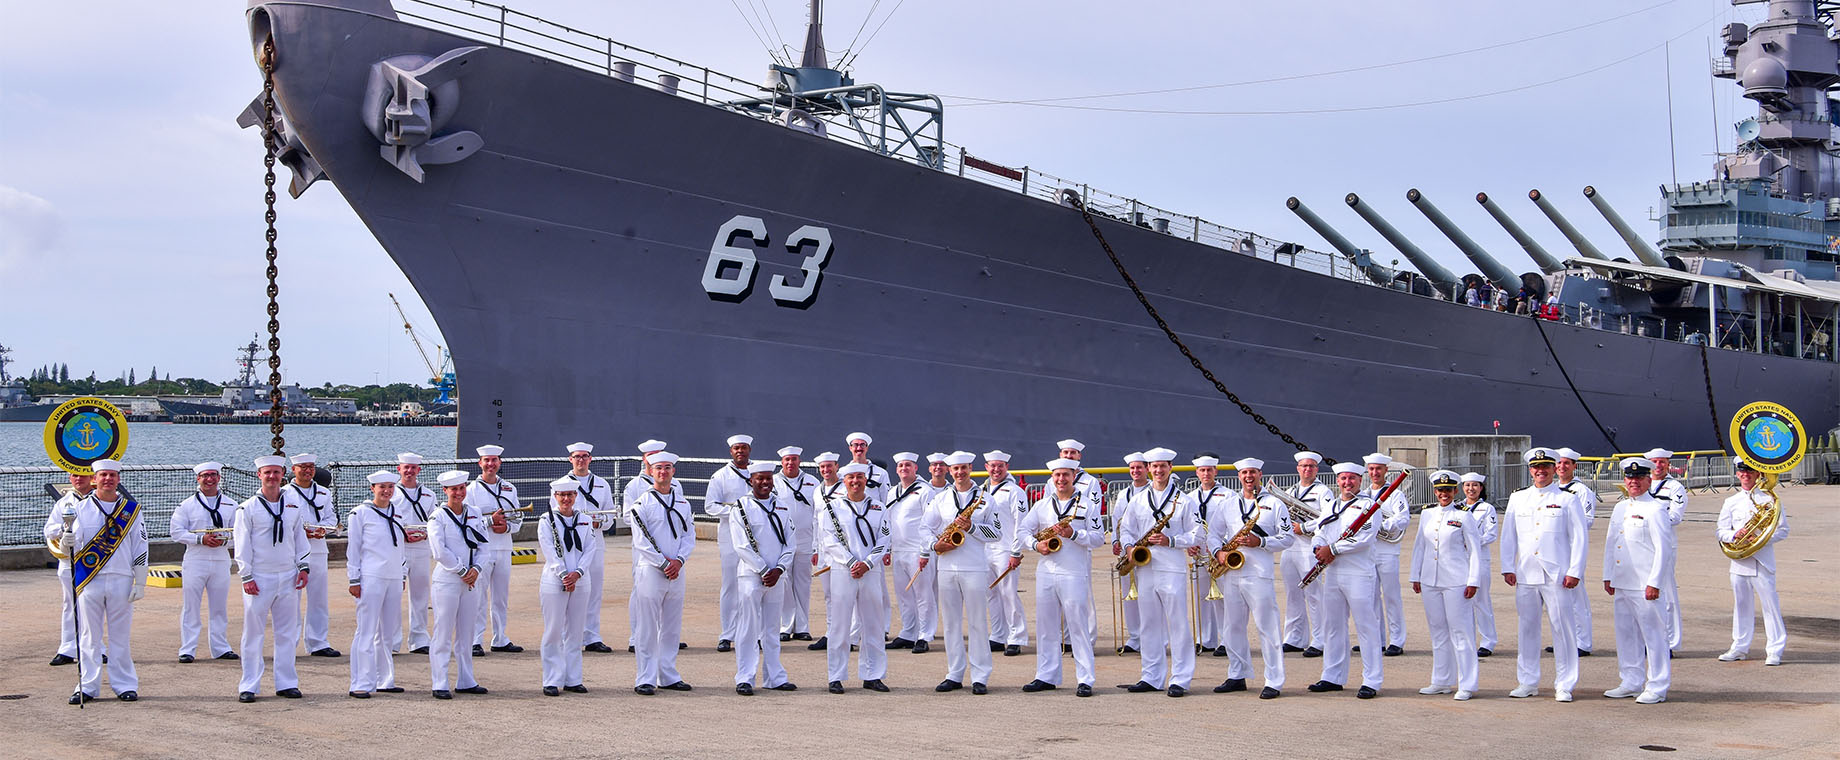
[0, 422, 456, 467]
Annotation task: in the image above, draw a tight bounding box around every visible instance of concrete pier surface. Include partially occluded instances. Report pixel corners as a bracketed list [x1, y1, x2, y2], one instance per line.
[3, 486, 1834, 759]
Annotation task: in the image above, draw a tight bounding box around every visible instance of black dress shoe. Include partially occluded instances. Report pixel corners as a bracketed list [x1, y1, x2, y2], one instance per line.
[1383, 645, 1403, 657]
[989, 640, 1005, 652]
[69, 692, 96, 705]
[276, 688, 302, 699]
[1213, 646, 1228, 658]
[850, 645, 859, 652]
[1259, 686, 1281, 699]
[310, 648, 342, 657]
[679, 642, 688, 650]
[490, 643, 523, 653]
[1544, 646, 1554, 653]
[911, 640, 930, 654]
[793, 632, 814, 641]
[1306, 680, 1343, 692]
[628, 646, 636, 653]
[584, 642, 613, 653]
[432, 690, 452, 700]
[1022, 679, 1056, 693]
[1302, 647, 1323, 658]
[376, 687, 404, 693]
[634, 684, 655, 696]
[217, 652, 240, 660]
[543, 686, 560, 697]
[808, 637, 829, 651]
[179, 654, 195, 664]
[886, 637, 913, 649]
[1005, 644, 1021, 657]
[1283, 643, 1306, 653]
[717, 639, 733, 653]
[780, 632, 792, 642]
[117, 691, 138, 702]
[770, 683, 799, 691]
[1063, 644, 1073, 654]
[473, 645, 487, 657]
[1120, 645, 1140, 654]
[1578, 649, 1592, 657]
[1351, 645, 1360, 652]
[1476, 647, 1493, 657]
[1213, 678, 1246, 693]
[1167, 685, 1187, 698]
[1125, 681, 1158, 693]
[1357, 685, 1378, 699]
[411, 646, 430, 655]
[936, 679, 962, 692]
[238, 692, 256, 703]
[971, 682, 988, 695]
[564, 684, 588, 693]
[457, 685, 488, 695]
[828, 681, 845, 694]
[663, 681, 692, 691]
[49, 654, 75, 666]
[863, 679, 889, 692]
[102, 655, 108, 664]
[1076, 683, 1093, 697]
[349, 690, 371, 699]
[736, 683, 754, 696]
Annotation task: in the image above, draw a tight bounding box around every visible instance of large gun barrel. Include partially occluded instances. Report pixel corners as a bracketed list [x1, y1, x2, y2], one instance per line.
[1582, 185, 1669, 267]
[1529, 189, 1609, 261]
[1286, 197, 1391, 285]
[1476, 192, 1564, 273]
[1344, 192, 1458, 296]
[1406, 188, 1519, 293]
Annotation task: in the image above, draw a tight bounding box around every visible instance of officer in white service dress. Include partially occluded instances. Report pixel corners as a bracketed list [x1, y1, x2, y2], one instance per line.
[1601, 458, 1674, 704]
[1409, 470, 1483, 701]
[1501, 447, 1588, 702]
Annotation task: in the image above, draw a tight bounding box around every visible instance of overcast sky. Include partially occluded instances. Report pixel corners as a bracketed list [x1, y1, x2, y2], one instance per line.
[0, 0, 1762, 387]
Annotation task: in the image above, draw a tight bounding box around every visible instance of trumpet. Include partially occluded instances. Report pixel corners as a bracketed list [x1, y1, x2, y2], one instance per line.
[489, 505, 535, 515]
[577, 508, 623, 516]
[195, 527, 237, 535]
[1205, 505, 1265, 578]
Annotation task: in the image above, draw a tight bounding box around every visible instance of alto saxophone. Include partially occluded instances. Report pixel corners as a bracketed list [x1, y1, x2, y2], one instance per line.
[931, 491, 985, 554]
[1033, 515, 1076, 554]
[1206, 504, 1265, 578]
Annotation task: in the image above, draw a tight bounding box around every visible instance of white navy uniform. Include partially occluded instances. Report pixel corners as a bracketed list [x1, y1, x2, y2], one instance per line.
[774, 470, 820, 636]
[923, 485, 1005, 685]
[233, 493, 310, 695]
[984, 475, 1030, 647]
[1117, 482, 1200, 688]
[427, 504, 487, 691]
[1183, 483, 1230, 650]
[1281, 480, 1333, 650]
[628, 487, 694, 687]
[1604, 492, 1673, 699]
[283, 480, 338, 654]
[346, 500, 408, 693]
[67, 493, 148, 697]
[1111, 482, 1147, 650]
[465, 477, 523, 649]
[1558, 478, 1599, 652]
[1500, 482, 1588, 695]
[886, 480, 938, 645]
[571, 472, 615, 646]
[1311, 494, 1385, 689]
[1020, 491, 1105, 686]
[1366, 483, 1411, 649]
[1649, 474, 1689, 650]
[390, 483, 437, 652]
[813, 478, 848, 636]
[538, 507, 596, 688]
[1457, 498, 1501, 650]
[1209, 490, 1293, 690]
[623, 471, 682, 647]
[1409, 503, 1484, 694]
[43, 490, 89, 661]
[702, 464, 752, 645]
[818, 492, 890, 684]
[852, 461, 892, 505]
[1717, 487, 1789, 662]
[729, 492, 796, 687]
[170, 491, 235, 659]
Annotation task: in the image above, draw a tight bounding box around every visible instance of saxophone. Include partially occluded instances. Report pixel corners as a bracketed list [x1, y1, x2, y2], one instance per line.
[1206, 503, 1265, 578]
[931, 491, 985, 554]
[1032, 515, 1076, 554]
[1114, 507, 1175, 577]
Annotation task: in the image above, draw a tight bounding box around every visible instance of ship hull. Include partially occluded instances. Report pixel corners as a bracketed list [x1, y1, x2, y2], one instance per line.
[254, 3, 1838, 464]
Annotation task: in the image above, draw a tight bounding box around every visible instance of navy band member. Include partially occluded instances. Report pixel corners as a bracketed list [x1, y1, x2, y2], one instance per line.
[466, 444, 524, 656]
[1362, 453, 1410, 656]
[730, 462, 798, 694]
[389, 452, 434, 654]
[845, 432, 891, 505]
[1056, 439, 1105, 517]
[702, 434, 756, 653]
[427, 470, 488, 699]
[170, 461, 236, 663]
[886, 452, 937, 653]
[1457, 473, 1500, 657]
[1183, 457, 1228, 656]
[1602, 458, 1673, 704]
[805, 451, 843, 650]
[922, 451, 1005, 694]
[1554, 447, 1597, 656]
[1717, 458, 1789, 666]
[1282, 451, 1331, 657]
[43, 470, 94, 667]
[63, 459, 146, 704]
[1110, 452, 1150, 654]
[1501, 447, 1587, 702]
[233, 455, 311, 703]
[819, 463, 891, 693]
[1409, 470, 1483, 700]
[628, 452, 694, 695]
[983, 450, 1028, 656]
[1643, 448, 1688, 653]
[1020, 458, 1106, 696]
[284, 453, 340, 658]
[1307, 461, 1386, 699]
[1118, 447, 1200, 697]
[538, 477, 594, 696]
[565, 442, 616, 653]
[773, 446, 819, 642]
[347, 471, 408, 699]
[1208, 457, 1293, 698]
[623, 439, 682, 653]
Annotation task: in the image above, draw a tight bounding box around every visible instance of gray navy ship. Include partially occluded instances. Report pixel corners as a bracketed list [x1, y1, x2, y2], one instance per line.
[242, 0, 1839, 463]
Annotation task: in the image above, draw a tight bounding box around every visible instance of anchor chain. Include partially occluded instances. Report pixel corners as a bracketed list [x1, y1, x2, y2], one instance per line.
[1068, 197, 1329, 463]
[260, 39, 286, 456]
[1699, 342, 1725, 453]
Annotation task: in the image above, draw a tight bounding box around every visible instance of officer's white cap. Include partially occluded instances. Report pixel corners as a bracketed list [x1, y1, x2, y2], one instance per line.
[651, 452, 679, 465]
[1643, 448, 1673, 460]
[893, 452, 919, 463]
[747, 461, 777, 475]
[193, 461, 222, 475]
[396, 452, 423, 465]
[1232, 457, 1263, 471]
[367, 470, 399, 485]
[1523, 447, 1557, 465]
[1331, 462, 1364, 476]
[289, 453, 317, 466]
[1124, 452, 1146, 464]
[1056, 439, 1085, 452]
[1143, 447, 1177, 463]
[566, 442, 594, 454]
[983, 450, 1011, 463]
[846, 432, 872, 445]
[637, 440, 666, 454]
[254, 455, 288, 469]
[840, 463, 871, 477]
[1047, 458, 1080, 472]
[1459, 472, 1486, 483]
[726, 435, 753, 447]
[944, 451, 975, 466]
[1553, 447, 1582, 461]
[1191, 456, 1220, 468]
[777, 446, 802, 458]
[1620, 457, 1655, 476]
[436, 470, 470, 488]
[814, 452, 840, 464]
[549, 477, 576, 493]
[1429, 470, 1460, 487]
[1293, 451, 1322, 464]
[1361, 453, 1392, 466]
[476, 445, 505, 457]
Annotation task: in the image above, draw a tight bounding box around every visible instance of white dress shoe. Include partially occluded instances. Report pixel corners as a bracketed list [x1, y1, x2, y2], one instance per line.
[1509, 684, 1538, 698]
[1635, 691, 1666, 704]
[1453, 690, 1472, 701]
[1418, 685, 1453, 695]
[1765, 655, 1781, 666]
[1603, 685, 1640, 699]
[1717, 649, 1746, 662]
[1554, 690, 1573, 703]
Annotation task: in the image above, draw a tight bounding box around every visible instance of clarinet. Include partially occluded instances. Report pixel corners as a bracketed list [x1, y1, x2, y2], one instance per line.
[814, 496, 854, 577]
[547, 511, 569, 586]
[629, 503, 669, 569]
[734, 499, 763, 559]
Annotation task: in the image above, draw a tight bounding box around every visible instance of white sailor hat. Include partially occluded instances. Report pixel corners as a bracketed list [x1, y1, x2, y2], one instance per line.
[840, 463, 871, 477]
[1124, 452, 1146, 464]
[396, 452, 423, 465]
[944, 451, 975, 466]
[726, 434, 753, 447]
[255, 455, 288, 470]
[1619, 457, 1654, 476]
[651, 451, 679, 465]
[1047, 458, 1080, 471]
[193, 461, 223, 475]
[1361, 453, 1392, 466]
[1056, 439, 1085, 452]
[846, 432, 873, 445]
[476, 444, 505, 457]
[1523, 447, 1557, 466]
[1331, 462, 1364, 476]
[747, 461, 777, 475]
[91, 458, 123, 473]
[983, 450, 1011, 463]
[1192, 456, 1220, 468]
[1643, 448, 1673, 460]
[367, 470, 400, 485]
[1459, 472, 1486, 484]
[1429, 470, 1460, 488]
[1294, 451, 1323, 464]
[566, 442, 595, 454]
[1232, 457, 1263, 471]
[289, 453, 317, 466]
[926, 453, 947, 463]
[1143, 447, 1177, 463]
[893, 452, 919, 463]
[1733, 457, 1759, 473]
[637, 440, 666, 454]
[436, 470, 470, 488]
[777, 446, 803, 458]
[814, 451, 840, 464]
[1553, 447, 1582, 462]
[549, 476, 576, 493]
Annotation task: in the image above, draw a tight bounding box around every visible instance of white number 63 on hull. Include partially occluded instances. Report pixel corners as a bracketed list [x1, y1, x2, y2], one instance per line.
[701, 214, 833, 307]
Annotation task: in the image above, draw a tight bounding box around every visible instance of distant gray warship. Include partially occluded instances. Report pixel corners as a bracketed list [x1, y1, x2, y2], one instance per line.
[242, 0, 1838, 463]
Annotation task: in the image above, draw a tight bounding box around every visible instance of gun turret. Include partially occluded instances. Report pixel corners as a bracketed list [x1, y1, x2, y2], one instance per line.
[1406, 188, 1520, 293]
[1529, 189, 1609, 261]
[1476, 192, 1563, 273]
[1582, 186, 1669, 267]
[1344, 192, 1459, 297]
[1285, 197, 1391, 285]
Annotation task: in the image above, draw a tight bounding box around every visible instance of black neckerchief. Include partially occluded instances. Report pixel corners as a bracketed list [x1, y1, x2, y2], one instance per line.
[1147, 483, 1177, 521]
[953, 486, 978, 514]
[650, 490, 687, 537]
[821, 480, 842, 501]
[443, 506, 484, 568]
[847, 498, 874, 547]
[400, 485, 430, 521]
[778, 473, 811, 505]
[370, 502, 405, 546]
[290, 482, 328, 524]
[196, 491, 226, 528]
[755, 496, 787, 545]
[575, 473, 602, 509]
[893, 481, 922, 506]
[1195, 485, 1221, 522]
[856, 463, 881, 490]
[479, 478, 515, 511]
[1052, 493, 1078, 520]
[257, 494, 286, 544]
[556, 510, 582, 553]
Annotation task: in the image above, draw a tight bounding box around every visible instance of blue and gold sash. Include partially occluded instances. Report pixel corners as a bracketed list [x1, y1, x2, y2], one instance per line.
[73, 497, 141, 595]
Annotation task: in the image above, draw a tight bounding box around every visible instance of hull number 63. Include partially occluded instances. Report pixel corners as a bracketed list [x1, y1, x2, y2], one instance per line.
[701, 215, 833, 307]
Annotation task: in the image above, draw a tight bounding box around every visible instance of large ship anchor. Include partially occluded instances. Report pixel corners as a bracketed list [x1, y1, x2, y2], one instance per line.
[361, 47, 487, 182]
[236, 95, 324, 198]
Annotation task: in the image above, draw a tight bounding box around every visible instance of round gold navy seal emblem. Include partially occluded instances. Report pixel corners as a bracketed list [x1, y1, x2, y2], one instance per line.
[1727, 401, 1804, 475]
[43, 397, 130, 475]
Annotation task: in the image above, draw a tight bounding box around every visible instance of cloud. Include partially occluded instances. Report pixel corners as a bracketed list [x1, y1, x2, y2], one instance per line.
[0, 184, 59, 274]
